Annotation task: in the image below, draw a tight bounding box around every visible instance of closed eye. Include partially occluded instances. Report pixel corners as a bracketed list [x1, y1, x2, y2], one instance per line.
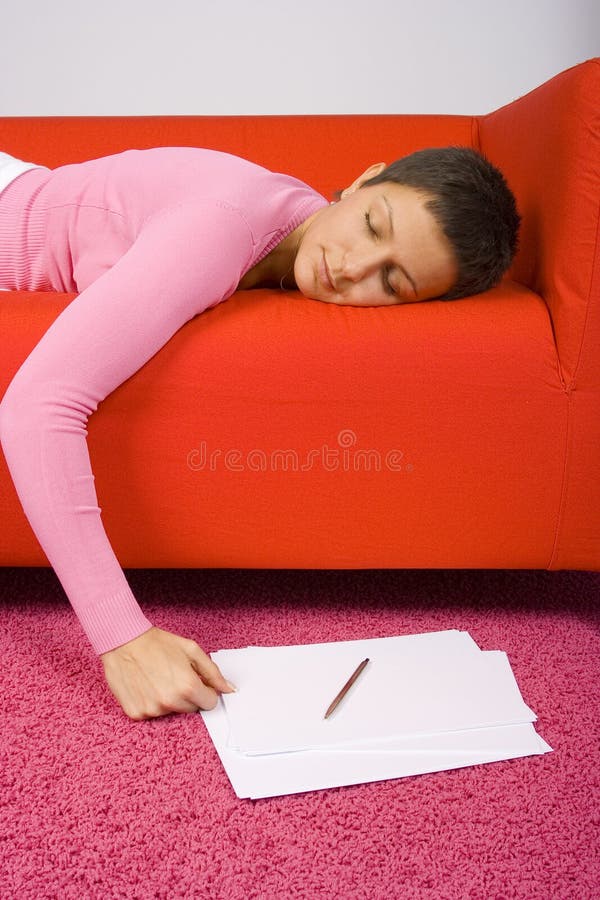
[364, 211, 396, 297]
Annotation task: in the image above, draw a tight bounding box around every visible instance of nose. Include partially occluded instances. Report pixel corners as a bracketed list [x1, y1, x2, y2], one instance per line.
[338, 248, 384, 287]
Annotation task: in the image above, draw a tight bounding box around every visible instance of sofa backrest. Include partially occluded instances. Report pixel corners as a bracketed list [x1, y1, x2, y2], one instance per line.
[0, 112, 475, 206]
[2, 60, 599, 390]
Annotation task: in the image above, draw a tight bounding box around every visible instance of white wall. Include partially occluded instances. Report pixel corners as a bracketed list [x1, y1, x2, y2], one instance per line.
[1, 0, 598, 116]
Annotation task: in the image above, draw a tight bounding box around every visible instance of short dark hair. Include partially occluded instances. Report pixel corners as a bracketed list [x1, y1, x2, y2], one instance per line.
[344, 146, 521, 301]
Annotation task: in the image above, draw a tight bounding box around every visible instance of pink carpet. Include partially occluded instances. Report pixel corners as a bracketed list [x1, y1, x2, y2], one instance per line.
[1, 565, 598, 899]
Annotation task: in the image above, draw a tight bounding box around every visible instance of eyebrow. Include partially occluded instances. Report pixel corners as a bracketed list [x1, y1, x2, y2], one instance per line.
[382, 194, 418, 298]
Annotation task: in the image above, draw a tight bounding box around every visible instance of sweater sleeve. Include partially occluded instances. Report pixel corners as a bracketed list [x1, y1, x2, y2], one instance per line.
[0, 200, 255, 655]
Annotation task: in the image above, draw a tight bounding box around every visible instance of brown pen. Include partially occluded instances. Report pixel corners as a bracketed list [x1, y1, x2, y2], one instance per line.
[324, 657, 370, 719]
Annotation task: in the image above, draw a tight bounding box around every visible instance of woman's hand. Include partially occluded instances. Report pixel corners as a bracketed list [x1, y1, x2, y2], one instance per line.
[100, 626, 236, 720]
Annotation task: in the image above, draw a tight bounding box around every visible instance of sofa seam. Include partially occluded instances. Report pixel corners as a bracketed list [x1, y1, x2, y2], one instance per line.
[560, 59, 600, 392]
[471, 116, 481, 152]
[565, 169, 600, 392]
[478, 57, 599, 124]
[546, 384, 572, 570]
[548, 73, 600, 563]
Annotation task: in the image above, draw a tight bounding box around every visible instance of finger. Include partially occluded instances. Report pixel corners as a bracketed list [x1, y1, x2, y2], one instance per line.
[187, 642, 237, 693]
[180, 673, 221, 712]
[144, 678, 220, 717]
[131, 698, 200, 719]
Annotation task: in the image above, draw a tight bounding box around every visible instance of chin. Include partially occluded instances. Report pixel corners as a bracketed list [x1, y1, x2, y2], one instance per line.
[292, 257, 311, 298]
[298, 252, 323, 300]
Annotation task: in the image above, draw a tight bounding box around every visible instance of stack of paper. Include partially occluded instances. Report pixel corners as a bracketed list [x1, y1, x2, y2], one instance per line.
[199, 629, 552, 799]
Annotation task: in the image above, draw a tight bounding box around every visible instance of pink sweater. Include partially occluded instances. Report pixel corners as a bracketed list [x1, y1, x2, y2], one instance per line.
[0, 147, 328, 654]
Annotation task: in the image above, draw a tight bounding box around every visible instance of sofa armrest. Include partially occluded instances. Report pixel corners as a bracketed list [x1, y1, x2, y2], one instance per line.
[477, 58, 600, 392]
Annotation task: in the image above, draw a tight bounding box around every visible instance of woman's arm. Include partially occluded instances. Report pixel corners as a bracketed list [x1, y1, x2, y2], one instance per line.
[0, 199, 253, 713]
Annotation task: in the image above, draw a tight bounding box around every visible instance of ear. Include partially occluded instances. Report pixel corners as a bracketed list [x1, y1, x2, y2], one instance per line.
[341, 162, 387, 199]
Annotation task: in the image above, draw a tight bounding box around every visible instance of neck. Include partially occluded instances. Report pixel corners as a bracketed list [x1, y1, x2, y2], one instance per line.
[238, 230, 298, 291]
[268, 229, 300, 287]
[238, 209, 322, 291]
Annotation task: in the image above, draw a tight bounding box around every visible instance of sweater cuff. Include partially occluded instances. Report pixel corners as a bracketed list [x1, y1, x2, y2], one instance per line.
[75, 587, 154, 656]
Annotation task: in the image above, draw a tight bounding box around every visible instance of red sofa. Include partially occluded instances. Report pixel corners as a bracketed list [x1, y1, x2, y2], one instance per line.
[1, 58, 599, 572]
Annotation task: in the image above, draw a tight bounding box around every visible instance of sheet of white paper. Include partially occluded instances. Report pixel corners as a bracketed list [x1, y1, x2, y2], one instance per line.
[200, 698, 553, 800]
[219, 646, 536, 755]
[212, 629, 483, 754]
[213, 630, 482, 678]
[198, 630, 552, 799]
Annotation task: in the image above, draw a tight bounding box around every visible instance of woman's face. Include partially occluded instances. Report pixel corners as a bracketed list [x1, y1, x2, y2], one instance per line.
[293, 164, 459, 306]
